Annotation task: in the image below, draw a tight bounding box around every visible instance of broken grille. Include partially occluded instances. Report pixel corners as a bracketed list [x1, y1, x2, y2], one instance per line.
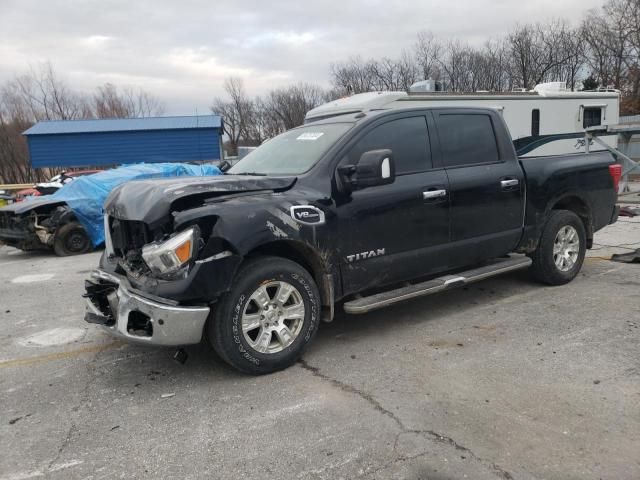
[109, 217, 151, 257]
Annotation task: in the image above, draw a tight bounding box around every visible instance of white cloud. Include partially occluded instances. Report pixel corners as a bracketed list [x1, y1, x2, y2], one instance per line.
[234, 30, 317, 49]
[81, 35, 114, 48]
[165, 47, 252, 78]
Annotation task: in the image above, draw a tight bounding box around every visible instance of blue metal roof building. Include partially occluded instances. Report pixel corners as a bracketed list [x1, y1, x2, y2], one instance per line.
[23, 115, 223, 168]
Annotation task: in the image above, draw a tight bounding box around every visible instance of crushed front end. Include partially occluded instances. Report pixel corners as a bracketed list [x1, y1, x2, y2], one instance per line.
[0, 204, 72, 251]
[0, 210, 47, 250]
[84, 269, 211, 345]
[83, 214, 242, 346]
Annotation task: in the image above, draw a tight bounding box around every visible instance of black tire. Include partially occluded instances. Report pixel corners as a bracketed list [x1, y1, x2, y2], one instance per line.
[53, 222, 92, 256]
[208, 256, 321, 375]
[529, 210, 587, 285]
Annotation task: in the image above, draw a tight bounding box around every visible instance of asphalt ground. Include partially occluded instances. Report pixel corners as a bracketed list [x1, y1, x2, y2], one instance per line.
[1, 217, 639, 480]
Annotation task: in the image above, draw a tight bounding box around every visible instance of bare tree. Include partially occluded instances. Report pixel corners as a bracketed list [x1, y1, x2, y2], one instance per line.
[0, 63, 88, 183]
[0, 108, 33, 183]
[327, 16, 635, 99]
[1, 62, 87, 122]
[556, 26, 586, 91]
[212, 79, 327, 153]
[261, 83, 325, 132]
[507, 22, 577, 89]
[0, 63, 167, 183]
[414, 31, 443, 82]
[438, 39, 475, 91]
[330, 56, 377, 94]
[480, 39, 515, 91]
[254, 97, 283, 140]
[370, 57, 402, 91]
[211, 77, 259, 155]
[92, 83, 164, 118]
[582, 0, 640, 111]
[369, 52, 419, 91]
[211, 99, 241, 156]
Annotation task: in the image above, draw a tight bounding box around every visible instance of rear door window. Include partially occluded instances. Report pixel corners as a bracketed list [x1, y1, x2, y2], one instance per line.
[438, 114, 500, 167]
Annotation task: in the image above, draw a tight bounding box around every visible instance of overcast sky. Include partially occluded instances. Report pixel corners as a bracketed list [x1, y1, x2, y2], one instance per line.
[0, 0, 604, 115]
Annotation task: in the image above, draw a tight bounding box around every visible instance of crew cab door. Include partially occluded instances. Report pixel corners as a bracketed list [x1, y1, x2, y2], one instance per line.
[433, 109, 524, 266]
[335, 113, 450, 295]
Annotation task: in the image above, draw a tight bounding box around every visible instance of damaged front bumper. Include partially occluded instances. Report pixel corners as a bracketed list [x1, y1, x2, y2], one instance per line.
[84, 269, 210, 346]
[0, 209, 60, 251]
[0, 212, 41, 250]
[0, 227, 43, 250]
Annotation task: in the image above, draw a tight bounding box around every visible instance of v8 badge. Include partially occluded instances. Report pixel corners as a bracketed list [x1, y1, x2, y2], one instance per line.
[290, 205, 325, 226]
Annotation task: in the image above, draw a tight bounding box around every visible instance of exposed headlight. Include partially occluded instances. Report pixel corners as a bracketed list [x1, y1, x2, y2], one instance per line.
[142, 227, 198, 278]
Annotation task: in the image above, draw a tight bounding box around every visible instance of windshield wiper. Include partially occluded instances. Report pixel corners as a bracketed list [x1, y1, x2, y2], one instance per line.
[229, 172, 268, 176]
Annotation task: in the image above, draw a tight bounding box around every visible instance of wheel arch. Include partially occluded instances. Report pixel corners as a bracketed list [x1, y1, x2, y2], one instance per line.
[547, 194, 593, 247]
[245, 239, 335, 320]
[51, 205, 77, 227]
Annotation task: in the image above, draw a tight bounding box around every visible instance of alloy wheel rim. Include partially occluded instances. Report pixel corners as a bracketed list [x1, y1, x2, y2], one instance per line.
[553, 225, 579, 272]
[241, 280, 305, 354]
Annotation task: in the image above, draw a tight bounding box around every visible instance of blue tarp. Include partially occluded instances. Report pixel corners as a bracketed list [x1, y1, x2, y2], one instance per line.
[47, 163, 221, 246]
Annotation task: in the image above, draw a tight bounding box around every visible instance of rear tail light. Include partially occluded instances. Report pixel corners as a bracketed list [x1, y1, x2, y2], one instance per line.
[608, 164, 622, 193]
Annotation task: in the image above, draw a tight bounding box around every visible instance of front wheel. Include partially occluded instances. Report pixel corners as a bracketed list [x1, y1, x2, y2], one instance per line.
[207, 256, 321, 375]
[53, 222, 92, 256]
[529, 210, 587, 285]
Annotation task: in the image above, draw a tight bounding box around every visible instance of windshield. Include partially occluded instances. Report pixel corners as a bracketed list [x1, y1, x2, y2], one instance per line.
[228, 123, 352, 176]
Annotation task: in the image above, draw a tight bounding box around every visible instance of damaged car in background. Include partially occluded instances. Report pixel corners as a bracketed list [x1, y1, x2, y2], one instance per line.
[0, 198, 88, 255]
[0, 163, 221, 256]
[13, 169, 103, 201]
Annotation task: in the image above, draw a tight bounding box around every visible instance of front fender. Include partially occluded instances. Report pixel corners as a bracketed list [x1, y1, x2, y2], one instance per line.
[172, 197, 340, 302]
[173, 197, 334, 260]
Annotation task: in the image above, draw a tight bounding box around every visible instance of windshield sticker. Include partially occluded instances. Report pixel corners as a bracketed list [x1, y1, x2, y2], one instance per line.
[296, 132, 324, 141]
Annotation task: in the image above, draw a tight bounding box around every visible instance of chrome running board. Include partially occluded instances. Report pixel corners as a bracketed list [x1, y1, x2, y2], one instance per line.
[343, 256, 532, 314]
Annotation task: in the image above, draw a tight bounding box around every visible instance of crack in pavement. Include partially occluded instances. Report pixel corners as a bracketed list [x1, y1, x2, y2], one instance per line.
[298, 359, 514, 480]
[298, 359, 403, 428]
[47, 424, 77, 470]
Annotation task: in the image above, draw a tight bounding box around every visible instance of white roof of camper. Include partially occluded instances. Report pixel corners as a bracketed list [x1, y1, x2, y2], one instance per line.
[305, 92, 408, 120]
[305, 87, 619, 121]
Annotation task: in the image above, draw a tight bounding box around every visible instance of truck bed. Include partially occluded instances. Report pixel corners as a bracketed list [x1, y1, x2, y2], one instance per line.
[519, 151, 618, 246]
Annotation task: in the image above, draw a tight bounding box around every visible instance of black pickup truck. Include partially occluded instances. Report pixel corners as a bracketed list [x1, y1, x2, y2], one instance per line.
[84, 107, 620, 374]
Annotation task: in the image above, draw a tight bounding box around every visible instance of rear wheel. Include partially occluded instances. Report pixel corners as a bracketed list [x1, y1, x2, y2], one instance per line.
[529, 210, 586, 285]
[208, 256, 321, 375]
[53, 222, 92, 256]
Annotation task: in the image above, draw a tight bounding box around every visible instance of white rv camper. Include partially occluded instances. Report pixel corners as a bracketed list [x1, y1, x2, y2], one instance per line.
[305, 82, 620, 158]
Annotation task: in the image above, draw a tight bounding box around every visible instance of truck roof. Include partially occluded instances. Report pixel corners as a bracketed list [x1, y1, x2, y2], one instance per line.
[305, 92, 407, 122]
[303, 102, 504, 126]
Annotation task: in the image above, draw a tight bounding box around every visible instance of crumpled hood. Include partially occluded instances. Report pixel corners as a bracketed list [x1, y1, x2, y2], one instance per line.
[0, 196, 65, 215]
[104, 175, 296, 225]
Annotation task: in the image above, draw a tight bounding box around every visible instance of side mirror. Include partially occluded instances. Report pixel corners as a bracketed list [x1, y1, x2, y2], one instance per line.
[338, 149, 395, 193]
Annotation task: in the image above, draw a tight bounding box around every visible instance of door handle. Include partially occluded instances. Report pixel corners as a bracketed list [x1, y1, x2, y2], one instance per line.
[423, 189, 447, 200]
[500, 179, 519, 189]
